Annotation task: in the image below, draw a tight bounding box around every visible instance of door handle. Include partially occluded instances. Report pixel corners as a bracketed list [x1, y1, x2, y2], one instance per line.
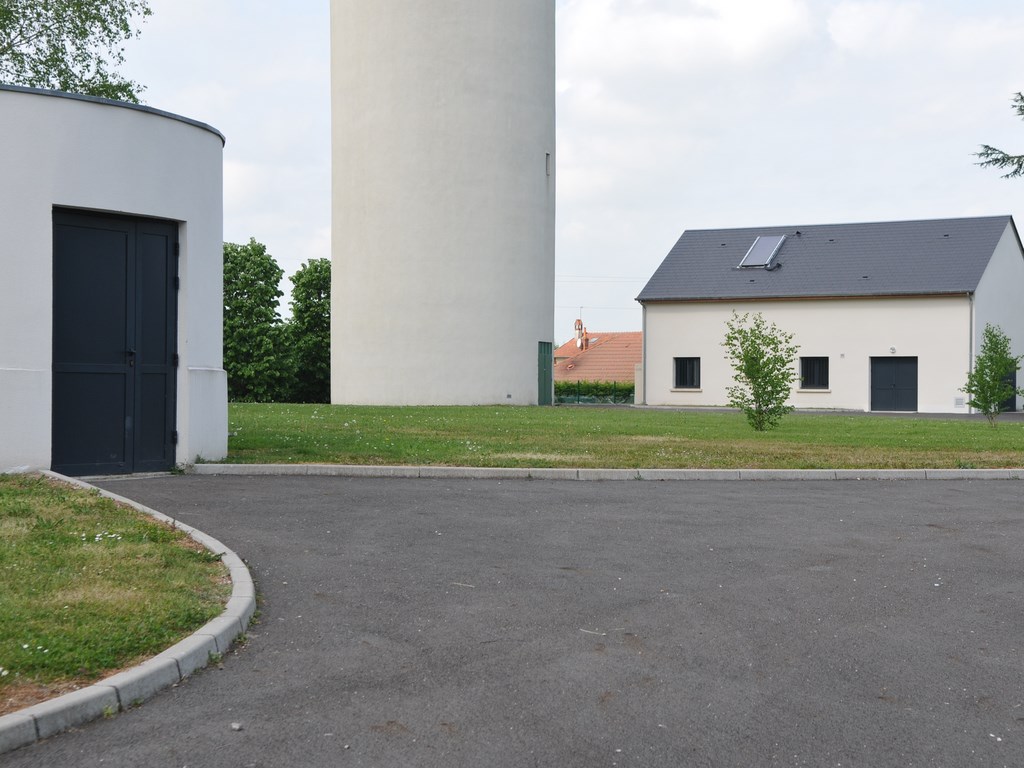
[126, 348, 136, 367]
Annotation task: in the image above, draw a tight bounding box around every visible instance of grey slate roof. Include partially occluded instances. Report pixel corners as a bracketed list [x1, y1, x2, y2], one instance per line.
[636, 215, 1017, 303]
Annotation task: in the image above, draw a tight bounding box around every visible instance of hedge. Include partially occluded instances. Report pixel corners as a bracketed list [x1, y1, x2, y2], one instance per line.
[554, 380, 635, 404]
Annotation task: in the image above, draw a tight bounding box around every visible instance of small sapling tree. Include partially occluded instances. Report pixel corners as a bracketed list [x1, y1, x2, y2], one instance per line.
[961, 323, 1023, 426]
[722, 312, 799, 431]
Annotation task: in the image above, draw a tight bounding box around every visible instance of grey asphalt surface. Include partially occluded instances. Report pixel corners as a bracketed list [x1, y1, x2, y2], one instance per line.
[5, 475, 1024, 768]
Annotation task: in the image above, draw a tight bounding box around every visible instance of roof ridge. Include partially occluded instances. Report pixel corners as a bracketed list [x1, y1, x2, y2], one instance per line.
[681, 214, 1012, 234]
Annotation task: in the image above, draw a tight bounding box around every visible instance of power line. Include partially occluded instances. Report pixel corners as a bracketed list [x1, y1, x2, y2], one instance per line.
[556, 275, 646, 283]
[555, 305, 639, 311]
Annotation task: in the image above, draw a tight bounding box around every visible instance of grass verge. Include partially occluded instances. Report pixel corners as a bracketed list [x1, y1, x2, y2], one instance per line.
[0, 474, 231, 715]
[225, 404, 1024, 469]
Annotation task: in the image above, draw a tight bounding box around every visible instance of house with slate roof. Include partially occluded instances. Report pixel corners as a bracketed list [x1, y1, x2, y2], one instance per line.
[636, 216, 1024, 413]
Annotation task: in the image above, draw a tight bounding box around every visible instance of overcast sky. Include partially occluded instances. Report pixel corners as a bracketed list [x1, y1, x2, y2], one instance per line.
[125, 0, 1024, 343]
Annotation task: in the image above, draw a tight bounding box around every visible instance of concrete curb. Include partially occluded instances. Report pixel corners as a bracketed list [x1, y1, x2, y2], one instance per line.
[0, 472, 257, 756]
[188, 464, 1024, 481]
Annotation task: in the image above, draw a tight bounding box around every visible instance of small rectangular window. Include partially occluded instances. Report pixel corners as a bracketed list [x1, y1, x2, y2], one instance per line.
[801, 357, 829, 389]
[674, 357, 700, 389]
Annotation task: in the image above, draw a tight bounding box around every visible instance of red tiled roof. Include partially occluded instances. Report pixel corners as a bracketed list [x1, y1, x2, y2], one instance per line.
[553, 332, 642, 383]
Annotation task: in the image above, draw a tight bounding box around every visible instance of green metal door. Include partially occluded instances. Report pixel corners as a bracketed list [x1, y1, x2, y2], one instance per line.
[538, 341, 553, 405]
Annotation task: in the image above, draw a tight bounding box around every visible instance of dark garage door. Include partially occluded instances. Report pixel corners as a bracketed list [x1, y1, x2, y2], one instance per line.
[870, 356, 918, 412]
[52, 210, 178, 475]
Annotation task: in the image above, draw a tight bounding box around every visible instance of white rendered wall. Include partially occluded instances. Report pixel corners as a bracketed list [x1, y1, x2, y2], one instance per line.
[642, 296, 973, 413]
[0, 87, 227, 472]
[973, 222, 1024, 411]
[330, 0, 556, 405]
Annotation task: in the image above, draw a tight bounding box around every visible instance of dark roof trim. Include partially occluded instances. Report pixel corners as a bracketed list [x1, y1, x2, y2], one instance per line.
[0, 84, 226, 146]
[639, 291, 974, 305]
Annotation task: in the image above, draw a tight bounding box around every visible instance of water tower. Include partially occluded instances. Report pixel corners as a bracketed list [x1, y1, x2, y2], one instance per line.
[330, 1, 555, 405]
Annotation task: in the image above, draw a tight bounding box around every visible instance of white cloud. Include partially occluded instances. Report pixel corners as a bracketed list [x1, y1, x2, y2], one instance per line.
[118, 1, 1024, 339]
[559, 0, 814, 79]
[828, 1, 1024, 60]
[827, 1, 923, 54]
[553, 0, 1024, 336]
[125, 0, 331, 285]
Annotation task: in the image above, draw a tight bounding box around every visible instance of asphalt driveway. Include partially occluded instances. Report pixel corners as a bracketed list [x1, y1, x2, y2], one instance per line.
[6, 475, 1024, 767]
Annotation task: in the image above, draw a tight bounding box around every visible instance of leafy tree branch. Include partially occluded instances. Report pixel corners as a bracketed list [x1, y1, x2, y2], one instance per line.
[976, 92, 1024, 178]
[0, 0, 151, 102]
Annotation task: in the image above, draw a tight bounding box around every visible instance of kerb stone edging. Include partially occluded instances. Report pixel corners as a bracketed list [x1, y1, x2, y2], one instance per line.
[0, 472, 256, 756]
[188, 464, 1024, 481]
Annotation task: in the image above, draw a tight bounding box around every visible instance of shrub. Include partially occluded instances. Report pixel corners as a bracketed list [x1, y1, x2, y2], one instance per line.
[555, 380, 634, 404]
[722, 312, 799, 431]
[962, 323, 1023, 426]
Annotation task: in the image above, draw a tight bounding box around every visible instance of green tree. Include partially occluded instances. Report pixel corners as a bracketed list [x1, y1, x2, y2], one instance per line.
[0, 0, 151, 103]
[722, 312, 799, 432]
[976, 92, 1024, 178]
[961, 323, 1023, 426]
[223, 239, 288, 403]
[286, 258, 331, 403]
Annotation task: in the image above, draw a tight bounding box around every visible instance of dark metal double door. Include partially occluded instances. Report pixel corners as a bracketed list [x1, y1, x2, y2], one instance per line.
[870, 357, 918, 412]
[52, 211, 178, 475]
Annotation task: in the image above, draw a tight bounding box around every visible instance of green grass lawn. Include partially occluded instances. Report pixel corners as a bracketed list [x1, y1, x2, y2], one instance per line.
[226, 404, 1024, 469]
[0, 475, 230, 714]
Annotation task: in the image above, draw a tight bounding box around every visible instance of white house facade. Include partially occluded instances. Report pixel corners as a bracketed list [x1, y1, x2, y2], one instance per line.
[0, 86, 228, 474]
[330, 0, 556, 405]
[638, 217, 1024, 413]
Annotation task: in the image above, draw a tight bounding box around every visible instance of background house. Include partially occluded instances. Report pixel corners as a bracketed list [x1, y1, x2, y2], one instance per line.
[554, 322, 642, 383]
[636, 216, 1024, 413]
[0, 86, 228, 475]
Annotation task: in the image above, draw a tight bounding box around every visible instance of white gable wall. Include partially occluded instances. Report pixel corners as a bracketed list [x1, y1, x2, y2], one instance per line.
[642, 295, 973, 413]
[973, 223, 1024, 411]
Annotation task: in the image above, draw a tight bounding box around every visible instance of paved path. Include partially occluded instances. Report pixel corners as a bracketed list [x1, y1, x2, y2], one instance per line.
[6, 475, 1024, 767]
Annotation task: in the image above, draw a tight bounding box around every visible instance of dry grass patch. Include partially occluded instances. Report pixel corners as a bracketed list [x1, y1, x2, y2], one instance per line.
[488, 452, 591, 464]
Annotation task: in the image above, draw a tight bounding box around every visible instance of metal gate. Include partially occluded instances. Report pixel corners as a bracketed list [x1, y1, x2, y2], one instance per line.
[870, 357, 918, 412]
[538, 341, 553, 405]
[52, 210, 178, 475]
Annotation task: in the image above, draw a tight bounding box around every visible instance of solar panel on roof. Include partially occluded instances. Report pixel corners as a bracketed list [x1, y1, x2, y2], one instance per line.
[739, 235, 785, 268]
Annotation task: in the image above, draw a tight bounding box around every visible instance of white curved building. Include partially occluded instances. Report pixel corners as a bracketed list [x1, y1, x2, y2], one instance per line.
[0, 86, 227, 475]
[330, 0, 556, 405]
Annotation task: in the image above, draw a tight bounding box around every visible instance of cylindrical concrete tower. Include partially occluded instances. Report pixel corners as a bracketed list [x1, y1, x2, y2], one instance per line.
[330, 1, 555, 405]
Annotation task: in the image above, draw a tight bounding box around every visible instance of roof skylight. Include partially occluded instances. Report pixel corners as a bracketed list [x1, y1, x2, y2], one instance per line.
[738, 235, 785, 268]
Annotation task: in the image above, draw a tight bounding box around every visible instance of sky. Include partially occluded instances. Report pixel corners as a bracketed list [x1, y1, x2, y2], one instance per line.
[123, 0, 1024, 344]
